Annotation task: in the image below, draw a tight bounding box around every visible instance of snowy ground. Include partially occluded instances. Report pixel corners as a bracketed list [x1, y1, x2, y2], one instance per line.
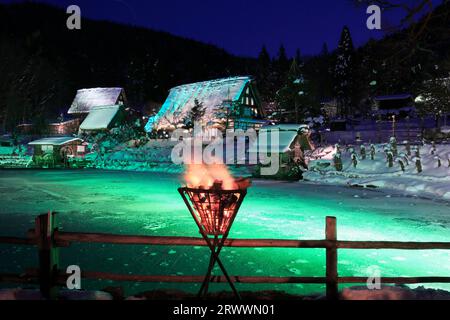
[305, 142, 450, 200]
[85, 139, 253, 176]
[85, 139, 181, 172]
[2, 285, 450, 300]
[0, 170, 449, 298]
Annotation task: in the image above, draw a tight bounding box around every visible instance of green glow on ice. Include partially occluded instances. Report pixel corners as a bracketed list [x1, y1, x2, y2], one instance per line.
[0, 170, 449, 296]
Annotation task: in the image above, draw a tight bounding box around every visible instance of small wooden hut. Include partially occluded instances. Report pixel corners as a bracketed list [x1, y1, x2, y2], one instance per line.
[28, 137, 84, 167]
[249, 124, 314, 179]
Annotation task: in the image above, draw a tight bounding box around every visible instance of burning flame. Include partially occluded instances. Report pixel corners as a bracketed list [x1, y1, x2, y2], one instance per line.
[184, 163, 250, 190]
[180, 161, 250, 235]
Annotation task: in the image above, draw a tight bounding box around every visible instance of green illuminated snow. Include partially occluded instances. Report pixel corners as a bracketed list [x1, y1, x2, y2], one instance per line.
[0, 170, 449, 296]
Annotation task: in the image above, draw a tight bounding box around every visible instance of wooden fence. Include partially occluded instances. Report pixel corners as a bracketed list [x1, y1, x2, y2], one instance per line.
[1, 212, 450, 300]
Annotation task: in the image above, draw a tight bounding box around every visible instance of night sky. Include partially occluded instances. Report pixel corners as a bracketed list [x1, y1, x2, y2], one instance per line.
[0, 0, 428, 57]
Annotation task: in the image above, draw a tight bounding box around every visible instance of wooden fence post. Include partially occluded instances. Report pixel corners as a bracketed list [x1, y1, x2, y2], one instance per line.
[326, 216, 338, 300]
[35, 212, 59, 300]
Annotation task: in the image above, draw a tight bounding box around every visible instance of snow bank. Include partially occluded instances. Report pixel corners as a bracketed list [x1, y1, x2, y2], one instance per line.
[0, 155, 33, 168]
[0, 146, 14, 155]
[86, 139, 253, 176]
[304, 142, 450, 200]
[126, 286, 450, 300]
[86, 139, 182, 173]
[0, 289, 113, 300]
[341, 285, 450, 300]
[1, 286, 449, 300]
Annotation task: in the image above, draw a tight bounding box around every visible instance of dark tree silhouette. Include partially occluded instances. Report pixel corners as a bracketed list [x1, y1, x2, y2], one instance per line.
[183, 99, 206, 130]
[334, 26, 355, 119]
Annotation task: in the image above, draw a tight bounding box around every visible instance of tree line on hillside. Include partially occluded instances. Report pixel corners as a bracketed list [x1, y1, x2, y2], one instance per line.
[0, 1, 449, 135]
[254, 1, 450, 123]
[0, 2, 254, 133]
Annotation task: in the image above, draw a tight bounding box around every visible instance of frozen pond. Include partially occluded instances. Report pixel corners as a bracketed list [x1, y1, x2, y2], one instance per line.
[1, 170, 450, 296]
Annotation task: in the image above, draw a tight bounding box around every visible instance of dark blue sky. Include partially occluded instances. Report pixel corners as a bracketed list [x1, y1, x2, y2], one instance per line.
[1, 0, 432, 57]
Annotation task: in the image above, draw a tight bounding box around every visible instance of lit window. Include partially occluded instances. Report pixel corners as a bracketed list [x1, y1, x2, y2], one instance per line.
[42, 145, 54, 153]
[77, 145, 86, 153]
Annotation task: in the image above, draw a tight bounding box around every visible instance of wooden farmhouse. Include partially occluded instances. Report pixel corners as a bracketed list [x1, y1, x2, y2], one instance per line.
[68, 88, 127, 133]
[48, 119, 82, 136]
[28, 137, 85, 166]
[16, 119, 81, 136]
[145, 76, 266, 136]
[68, 87, 127, 116]
[373, 94, 415, 119]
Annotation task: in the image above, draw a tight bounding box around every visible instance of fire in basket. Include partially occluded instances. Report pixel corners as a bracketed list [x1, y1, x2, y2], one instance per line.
[178, 163, 251, 299]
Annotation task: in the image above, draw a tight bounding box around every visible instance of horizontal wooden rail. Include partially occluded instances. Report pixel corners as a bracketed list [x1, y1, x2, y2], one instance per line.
[7, 270, 450, 287]
[78, 275, 449, 285]
[50, 231, 331, 248]
[54, 271, 328, 285]
[0, 273, 38, 284]
[339, 277, 450, 284]
[45, 231, 450, 251]
[19, 268, 450, 286]
[0, 237, 35, 246]
[337, 241, 450, 250]
[6, 232, 450, 251]
[24, 268, 327, 285]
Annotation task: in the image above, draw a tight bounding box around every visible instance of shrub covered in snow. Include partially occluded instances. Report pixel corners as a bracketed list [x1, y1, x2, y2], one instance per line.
[304, 141, 450, 200]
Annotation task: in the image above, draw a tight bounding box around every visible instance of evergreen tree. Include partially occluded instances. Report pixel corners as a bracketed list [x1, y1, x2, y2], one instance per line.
[301, 42, 333, 111]
[256, 45, 274, 100]
[276, 58, 311, 122]
[318, 42, 333, 100]
[275, 45, 290, 77]
[183, 99, 205, 130]
[416, 78, 450, 130]
[257, 46, 271, 73]
[271, 45, 291, 121]
[334, 26, 355, 119]
[295, 49, 303, 67]
[353, 39, 381, 117]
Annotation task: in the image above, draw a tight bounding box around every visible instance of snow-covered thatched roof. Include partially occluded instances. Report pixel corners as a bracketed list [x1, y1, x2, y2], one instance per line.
[28, 137, 82, 146]
[79, 105, 122, 131]
[145, 76, 253, 131]
[248, 124, 308, 154]
[68, 88, 125, 114]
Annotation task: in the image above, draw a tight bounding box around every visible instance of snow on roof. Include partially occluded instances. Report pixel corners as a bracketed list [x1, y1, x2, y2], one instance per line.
[441, 126, 450, 134]
[28, 137, 82, 146]
[48, 119, 79, 126]
[249, 124, 306, 153]
[68, 88, 125, 114]
[374, 94, 412, 101]
[262, 124, 308, 131]
[235, 118, 268, 125]
[373, 106, 416, 115]
[145, 76, 252, 131]
[79, 105, 121, 131]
